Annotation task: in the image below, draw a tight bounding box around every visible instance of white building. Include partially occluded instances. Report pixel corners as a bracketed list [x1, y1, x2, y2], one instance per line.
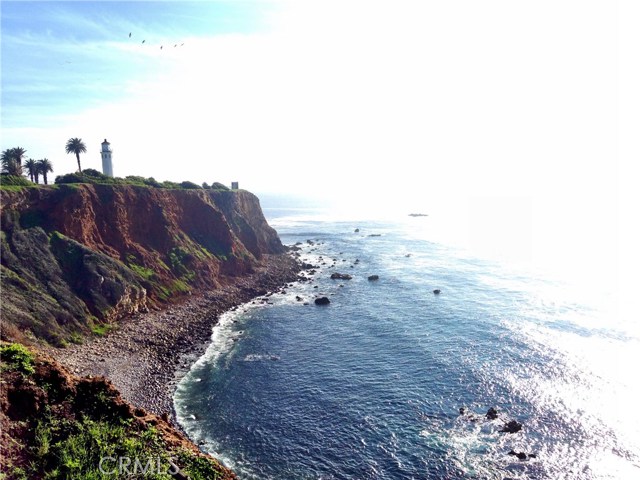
[101, 139, 113, 177]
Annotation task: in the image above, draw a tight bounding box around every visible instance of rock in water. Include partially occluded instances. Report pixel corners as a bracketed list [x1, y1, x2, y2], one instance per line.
[486, 407, 498, 419]
[508, 450, 528, 460]
[330, 273, 352, 280]
[500, 420, 523, 433]
[314, 297, 330, 305]
[433, 289, 441, 294]
[368, 275, 379, 281]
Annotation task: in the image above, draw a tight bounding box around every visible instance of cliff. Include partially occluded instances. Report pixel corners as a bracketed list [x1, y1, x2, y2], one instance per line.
[0, 342, 236, 479]
[0, 184, 284, 346]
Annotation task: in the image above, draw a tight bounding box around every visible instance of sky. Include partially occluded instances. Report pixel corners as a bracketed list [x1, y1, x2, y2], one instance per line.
[1, 1, 639, 300]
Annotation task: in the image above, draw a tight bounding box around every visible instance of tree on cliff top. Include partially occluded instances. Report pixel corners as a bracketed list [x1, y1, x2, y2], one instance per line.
[37, 158, 53, 184]
[24, 158, 40, 183]
[65, 138, 87, 173]
[1, 147, 27, 176]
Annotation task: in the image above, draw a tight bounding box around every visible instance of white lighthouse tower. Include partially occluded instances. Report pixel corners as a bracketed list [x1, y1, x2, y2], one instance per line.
[101, 139, 113, 177]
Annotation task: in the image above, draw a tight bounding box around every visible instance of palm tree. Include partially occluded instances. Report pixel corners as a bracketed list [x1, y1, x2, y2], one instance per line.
[24, 159, 39, 183]
[65, 138, 87, 173]
[1, 147, 27, 176]
[37, 158, 54, 185]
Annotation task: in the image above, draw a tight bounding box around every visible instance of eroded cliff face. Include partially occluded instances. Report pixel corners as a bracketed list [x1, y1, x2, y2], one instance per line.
[0, 185, 284, 345]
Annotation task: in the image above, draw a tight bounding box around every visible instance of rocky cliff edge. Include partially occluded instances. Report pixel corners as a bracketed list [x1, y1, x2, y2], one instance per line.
[0, 184, 284, 346]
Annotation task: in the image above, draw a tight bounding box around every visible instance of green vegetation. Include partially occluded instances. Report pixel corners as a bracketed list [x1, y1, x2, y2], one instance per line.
[91, 323, 114, 337]
[1, 148, 54, 186]
[1, 147, 27, 176]
[179, 180, 201, 189]
[24, 158, 40, 183]
[32, 416, 162, 479]
[0, 345, 231, 479]
[53, 168, 221, 191]
[170, 279, 191, 294]
[0, 174, 35, 187]
[0, 342, 36, 375]
[68, 331, 84, 345]
[37, 158, 54, 184]
[65, 137, 87, 173]
[27, 415, 227, 479]
[128, 263, 156, 280]
[211, 182, 230, 191]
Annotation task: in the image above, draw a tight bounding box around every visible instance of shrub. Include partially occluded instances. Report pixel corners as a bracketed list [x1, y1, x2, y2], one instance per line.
[0, 174, 35, 186]
[0, 342, 36, 375]
[179, 181, 201, 189]
[82, 168, 107, 179]
[161, 180, 180, 189]
[55, 173, 86, 184]
[124, 175, 149, 186]
[143, 177, 162, 188]
[211, 182, 230, 191]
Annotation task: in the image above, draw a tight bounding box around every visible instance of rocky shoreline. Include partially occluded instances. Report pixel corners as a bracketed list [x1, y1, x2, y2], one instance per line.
[46, 253, 301, 428]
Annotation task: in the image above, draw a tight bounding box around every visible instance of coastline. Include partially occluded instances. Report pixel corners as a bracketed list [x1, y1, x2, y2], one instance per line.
[46, 252, 301, 428]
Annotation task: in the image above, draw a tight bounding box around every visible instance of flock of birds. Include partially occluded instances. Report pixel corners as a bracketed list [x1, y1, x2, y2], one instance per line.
[129, 32, 184, 50]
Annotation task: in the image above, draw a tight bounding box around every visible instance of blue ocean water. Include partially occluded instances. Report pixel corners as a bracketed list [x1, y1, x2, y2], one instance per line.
[174, 201, 639, 479]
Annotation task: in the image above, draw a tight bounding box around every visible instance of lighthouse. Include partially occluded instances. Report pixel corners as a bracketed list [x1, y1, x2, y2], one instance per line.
[101, 139, 113, 177]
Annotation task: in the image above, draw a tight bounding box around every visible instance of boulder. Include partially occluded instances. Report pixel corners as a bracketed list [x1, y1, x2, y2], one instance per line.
[486, 407, 498, 420]
[508, 450, 528, 460]
[330, 273, 352, 280]
[500, 420, 523, 433]
[314, 297, 330, 305]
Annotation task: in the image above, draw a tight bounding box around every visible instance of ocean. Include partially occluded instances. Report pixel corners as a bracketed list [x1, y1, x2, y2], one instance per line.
[174, 197, 639, 479]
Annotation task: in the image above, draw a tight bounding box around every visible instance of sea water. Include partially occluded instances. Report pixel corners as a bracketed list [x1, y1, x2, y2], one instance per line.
[174, 198, 639, 479]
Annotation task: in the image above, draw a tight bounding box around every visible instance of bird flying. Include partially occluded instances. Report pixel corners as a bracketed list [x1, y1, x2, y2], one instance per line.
[129, 32, 131, 37]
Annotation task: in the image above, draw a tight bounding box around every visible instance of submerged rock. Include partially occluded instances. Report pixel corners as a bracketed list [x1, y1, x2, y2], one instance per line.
[433, 289, 441, 295]
[314, 297, 330, 306]
[486, 407, 498, 420]
[368, 275, 379, 281]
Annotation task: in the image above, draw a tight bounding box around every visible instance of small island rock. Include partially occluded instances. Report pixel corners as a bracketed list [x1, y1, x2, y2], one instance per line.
[486, 407, 498, 420]
[330, 273, 352, 280]
[500, 420, 523, 433]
